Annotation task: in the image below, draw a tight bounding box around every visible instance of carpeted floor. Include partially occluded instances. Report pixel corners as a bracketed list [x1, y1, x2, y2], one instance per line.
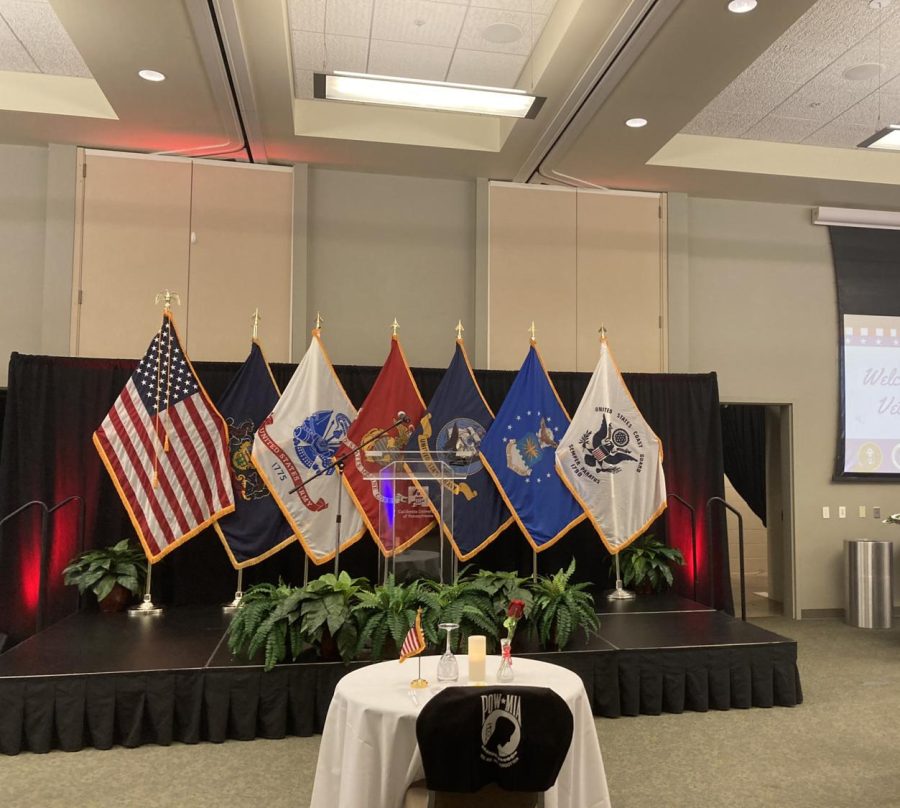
[2, 616, 898, 808]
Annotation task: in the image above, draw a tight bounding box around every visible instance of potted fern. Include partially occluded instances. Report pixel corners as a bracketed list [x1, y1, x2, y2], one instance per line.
[419, 571, 499, 652]
[616, 534, 685, 593]
[62, 539, 147, 612]
[299, 571, 368, 662]
[226, 581, 308, 671]
[353, 575, 429, 661]
[531, 560, 600, 650]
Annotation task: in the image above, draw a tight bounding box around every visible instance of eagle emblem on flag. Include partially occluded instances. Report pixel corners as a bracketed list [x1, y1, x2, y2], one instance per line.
[579, 413, 638, 474]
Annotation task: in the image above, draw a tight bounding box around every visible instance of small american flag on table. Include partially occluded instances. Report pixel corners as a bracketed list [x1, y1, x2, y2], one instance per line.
[399, 608, 426, 662]
[93, 312, 235, 563]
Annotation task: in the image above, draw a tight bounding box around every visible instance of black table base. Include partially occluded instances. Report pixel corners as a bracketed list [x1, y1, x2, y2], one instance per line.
[0, 596, 802, 755]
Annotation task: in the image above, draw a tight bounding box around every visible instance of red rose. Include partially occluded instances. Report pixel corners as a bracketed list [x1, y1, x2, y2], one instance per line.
[507, 599, 525, 620]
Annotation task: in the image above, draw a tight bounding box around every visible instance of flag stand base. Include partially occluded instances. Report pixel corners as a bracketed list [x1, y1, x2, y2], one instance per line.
[607, 583, 636, 601]
[128, 593, 163, 616]
[410, 678, 429, 689]
[222, 569, 243, 613]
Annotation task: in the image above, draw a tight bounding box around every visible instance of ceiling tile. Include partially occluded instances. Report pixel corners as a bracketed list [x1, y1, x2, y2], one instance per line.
[470, 0, 557, 13]
[291, 30, 368, 74]
[802, 120, 876, 148]
[0, 15, 36, 73]
[681, 110, 760, 139]
[774, 81, 873, 123]
[457, 6, 536, 56]
[327, 0, 374, 38]
[368, 39, 452, 81]
[287, 0, 326, 32]
[371, 0, 466, 48]
[0, 0, 90, 77]
[293, 67, 315, 99]
[447, 48, 526, 87]
[742, 115, 821, 144]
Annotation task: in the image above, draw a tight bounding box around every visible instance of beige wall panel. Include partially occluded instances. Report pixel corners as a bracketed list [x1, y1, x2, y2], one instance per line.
[575, 191, 663, 372]
[488, 185, 577, 371]
[77, 154, 191, 359]
[187, 164, 293, 362]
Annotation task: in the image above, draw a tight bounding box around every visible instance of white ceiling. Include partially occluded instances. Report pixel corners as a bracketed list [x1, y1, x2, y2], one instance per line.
[0, 0, 90, 77]
[684, 0, 900, 149]
[287, 0, 556, 98]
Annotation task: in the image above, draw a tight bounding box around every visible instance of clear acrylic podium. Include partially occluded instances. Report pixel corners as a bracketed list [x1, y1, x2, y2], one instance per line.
[361, 450, 472, 583]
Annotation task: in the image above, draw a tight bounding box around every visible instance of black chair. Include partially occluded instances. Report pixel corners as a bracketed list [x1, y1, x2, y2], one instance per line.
[404, 686, 574, 808]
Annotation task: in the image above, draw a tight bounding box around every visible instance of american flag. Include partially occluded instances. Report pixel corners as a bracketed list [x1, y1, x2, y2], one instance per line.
[399, 608, 426, 662]
[94, 313, 234, 563]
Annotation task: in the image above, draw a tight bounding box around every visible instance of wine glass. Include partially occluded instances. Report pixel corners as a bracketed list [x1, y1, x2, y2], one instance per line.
[436, 622, 460, 682]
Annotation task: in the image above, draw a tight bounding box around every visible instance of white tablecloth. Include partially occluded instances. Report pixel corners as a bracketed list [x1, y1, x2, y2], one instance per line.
[309, 655, 611, 808]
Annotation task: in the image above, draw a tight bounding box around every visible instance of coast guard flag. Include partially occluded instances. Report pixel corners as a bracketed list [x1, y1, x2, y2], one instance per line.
[341, 336, 434, 556]
[480, 344, 585, 551]
[251, 331, 365, 565]
[555, 337, 666, 553]
[412, 340, 512, 560]
[213, 342, 294, 568]
[93, 312, 234, 564]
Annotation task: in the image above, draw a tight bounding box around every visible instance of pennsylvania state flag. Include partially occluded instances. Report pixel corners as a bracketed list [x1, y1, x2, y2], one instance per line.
[213, 342, 294, 568]
[480, 343, 585, 551]
[412, 340, 513, 561]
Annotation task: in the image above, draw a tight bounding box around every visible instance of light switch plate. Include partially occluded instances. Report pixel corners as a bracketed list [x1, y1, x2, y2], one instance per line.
[838, 506, 846, 519]
[823, 506, 830, 519]
[874, 506, 881, 519]
[859, 505, 866, 518]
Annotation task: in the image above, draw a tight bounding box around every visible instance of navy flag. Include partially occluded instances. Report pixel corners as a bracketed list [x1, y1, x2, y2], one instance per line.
[213, 342, 294, 568]
[412, 340, 513, 560]
[479, 343, 585, 551]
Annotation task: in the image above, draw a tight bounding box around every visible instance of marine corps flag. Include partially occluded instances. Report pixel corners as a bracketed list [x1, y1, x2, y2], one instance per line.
[555, 336, 666, 553]
[251, 330, 365, 565]
[93, 312, 234, 563]
[412, 340, 512, 560]
[480, 343, 585, 551]
[213, 342, 294, 568]
[341, 335, 434, 556]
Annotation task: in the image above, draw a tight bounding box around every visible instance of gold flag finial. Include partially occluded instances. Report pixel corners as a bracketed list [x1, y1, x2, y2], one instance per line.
[528, 321, 536, 342]
[455, 320, 464, 340]
[251, 308, 261, 340]
[391, 318, 400, 337]
[315, 311, 323, 331]
[599, 324, 608, 341]
[155, 289, 181, 312]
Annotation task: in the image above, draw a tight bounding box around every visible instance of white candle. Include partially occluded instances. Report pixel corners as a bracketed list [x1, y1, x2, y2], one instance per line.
[468, 635, 486, 684]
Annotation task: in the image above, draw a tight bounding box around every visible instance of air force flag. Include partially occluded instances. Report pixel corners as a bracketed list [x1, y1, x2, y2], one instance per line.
[412, 341, 513, 560]
[555, 337, 666, 554]
[214, 342, 294, 567]
[251, 331, 365, 565]
[480, 344, 585, 551]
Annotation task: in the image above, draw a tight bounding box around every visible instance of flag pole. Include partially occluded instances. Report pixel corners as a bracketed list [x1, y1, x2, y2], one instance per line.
[304, 556, 309, 587]
[223, 568, 243, 612]
[532, 550, 538, 583]
[608, 552, 636, 601]
[129, 559, 163, 616]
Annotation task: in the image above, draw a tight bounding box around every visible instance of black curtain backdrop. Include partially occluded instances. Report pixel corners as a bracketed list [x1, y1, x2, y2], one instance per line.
[720, 405, 767, 526]
[0, 353, 730, 645]
[829, 225, 900, 480]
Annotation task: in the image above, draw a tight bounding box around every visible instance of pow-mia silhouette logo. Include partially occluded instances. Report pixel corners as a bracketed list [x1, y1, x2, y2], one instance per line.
[579, 413, 637, 475]
[226, 418, 269, 501]
[292, 410, 351, 474]
[480, 692, 522, 769]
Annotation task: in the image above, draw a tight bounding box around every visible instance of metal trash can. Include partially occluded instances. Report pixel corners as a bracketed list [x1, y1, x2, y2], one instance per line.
[844, 540, 893, 629]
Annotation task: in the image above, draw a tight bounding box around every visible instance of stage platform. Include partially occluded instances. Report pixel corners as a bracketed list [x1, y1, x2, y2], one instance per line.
[0, 595, 802, 754]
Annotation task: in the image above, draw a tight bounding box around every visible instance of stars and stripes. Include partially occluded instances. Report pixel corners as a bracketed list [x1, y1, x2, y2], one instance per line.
[93, 313, 235, 563]
[399, 608, 426, 662]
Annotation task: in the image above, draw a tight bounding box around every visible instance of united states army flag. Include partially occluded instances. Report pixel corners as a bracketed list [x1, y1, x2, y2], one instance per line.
[251, 330, 365, 565]
[555, 337, 666, 554]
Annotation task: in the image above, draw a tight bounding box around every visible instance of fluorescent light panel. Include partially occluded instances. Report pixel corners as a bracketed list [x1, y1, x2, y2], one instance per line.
[313, 72, 545, 119]
[813, 206, 900, 230]
[858, 125, 900, 151]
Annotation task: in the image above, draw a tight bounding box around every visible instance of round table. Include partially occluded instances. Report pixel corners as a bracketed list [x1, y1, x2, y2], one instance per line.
[309, 655, 611, 808]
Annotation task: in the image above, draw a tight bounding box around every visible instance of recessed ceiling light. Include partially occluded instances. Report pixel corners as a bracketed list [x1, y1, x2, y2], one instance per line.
[483, 22, 523, 44]
[138, 69, 166, 82]
[625, 117, 648, 128]
[842, 63, 882, 81]
[727, 0, 757, 12]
